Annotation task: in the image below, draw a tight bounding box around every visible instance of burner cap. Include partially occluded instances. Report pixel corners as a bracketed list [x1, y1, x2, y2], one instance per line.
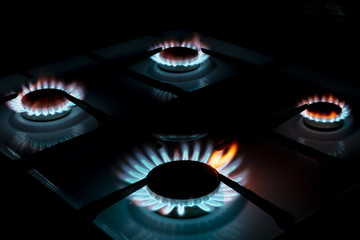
[21, 89, 70, 121]
[304, 102, 343, 129]
[307, 101, 342, 116]
[147, 161, 220, 200]
[159, 47, 199, 62]
[21, 89, 67, 109]
[158, 47, 200, 72]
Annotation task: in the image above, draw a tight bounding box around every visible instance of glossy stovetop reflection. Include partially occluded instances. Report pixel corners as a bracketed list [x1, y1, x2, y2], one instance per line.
[1, 7, 359, 238]
[28, 135, 354, 240]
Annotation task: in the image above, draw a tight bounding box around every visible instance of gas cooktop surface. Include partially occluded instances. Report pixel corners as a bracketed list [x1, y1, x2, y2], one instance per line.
[1, 5, 359, 239]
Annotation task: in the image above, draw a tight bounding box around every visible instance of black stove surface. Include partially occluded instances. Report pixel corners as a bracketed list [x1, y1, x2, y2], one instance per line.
[1, 2, 359, 239]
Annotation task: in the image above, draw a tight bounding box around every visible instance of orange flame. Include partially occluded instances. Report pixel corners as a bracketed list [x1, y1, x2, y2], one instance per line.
[208, 141, 238, 169]
[299, 94, 347, 122]
[306, 111, 339, 120]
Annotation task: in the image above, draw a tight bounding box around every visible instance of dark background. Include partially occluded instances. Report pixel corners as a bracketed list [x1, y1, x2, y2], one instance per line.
[1, 1, 359, 239]
[1, 1, 357, 81]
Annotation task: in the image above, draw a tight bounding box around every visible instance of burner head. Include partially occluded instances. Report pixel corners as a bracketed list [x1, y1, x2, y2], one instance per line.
[118, 141, 243, 219]
[304, 102, 343, 129]
[21, 88, 67, 109]
[158, 47, 200, 72]
[7, 78, 85, 121]
[159, 47, 199, 63]
[307, 101, 342, 117]
[147, 160, 220, 217]
[147, 160, 220, 200]
[21, 89, 70, 121]
[150, 34, 209, 73]
[298, 94, 350, 130]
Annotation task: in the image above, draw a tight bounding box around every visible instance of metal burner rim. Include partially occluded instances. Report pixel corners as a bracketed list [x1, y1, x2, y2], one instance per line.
[303, 117, 344, 130]
[21, 108, 71, 121]
[158, 63, 200, 72]
[146, 160, 220, 201]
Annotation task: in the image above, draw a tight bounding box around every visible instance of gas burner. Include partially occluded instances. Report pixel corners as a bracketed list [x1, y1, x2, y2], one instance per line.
[298, 94, 350, 130]
[147, 160, 220, 218]
[157, 47, 200, 72]
[21, 89, 71, 121]
[150, 34, 209, 72]
[7, 78, 84, 121]
[115, 140, 246, 218]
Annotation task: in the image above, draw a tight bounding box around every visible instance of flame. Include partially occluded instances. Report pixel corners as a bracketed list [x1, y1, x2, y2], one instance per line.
[115, 140, 246, 216]
[208, 141, 238, 169]
[298, 94, 350, 123]
[7, 77, 84, 116]
[306, 111, 338, 120]
[150, 33, 209, 67]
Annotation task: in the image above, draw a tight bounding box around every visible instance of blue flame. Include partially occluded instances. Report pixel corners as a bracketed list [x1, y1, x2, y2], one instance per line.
[114, 140, 247, 217]
[7, 78, 84, 117]
[299, 94, 350, 123]
[149, 36, 209, 68]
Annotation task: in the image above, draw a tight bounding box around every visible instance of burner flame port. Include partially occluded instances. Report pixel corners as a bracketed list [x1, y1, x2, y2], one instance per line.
[298, 94, 350, 130]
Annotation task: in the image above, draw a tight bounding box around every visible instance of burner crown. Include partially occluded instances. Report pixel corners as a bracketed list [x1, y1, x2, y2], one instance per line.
[147, 160, 220, 200]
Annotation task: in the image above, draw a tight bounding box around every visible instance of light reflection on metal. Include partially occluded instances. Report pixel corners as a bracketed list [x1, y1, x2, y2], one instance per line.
[7, 77, 84, 118]
[12, 125, 85, 154]
[114, 140, 247, 217]
[329, 141, 346, 157]
[151, 77, 209, 102]
[298, 137, 346, 158]
[151, 88, 177, 102]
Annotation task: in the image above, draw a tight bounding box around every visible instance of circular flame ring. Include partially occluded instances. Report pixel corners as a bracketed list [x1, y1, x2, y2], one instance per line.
[298, 94, 350, 123]
[7, 78, 84, 117]
[150, 38, 209, 68]
[115, 141, 246, 217]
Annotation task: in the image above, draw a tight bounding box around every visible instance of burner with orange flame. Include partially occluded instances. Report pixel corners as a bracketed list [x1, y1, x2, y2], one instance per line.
[298, 94, 350, 129]
[115, 140, 246, 218]
[150, 33, 209, 72]
[7, 78, 84, 121]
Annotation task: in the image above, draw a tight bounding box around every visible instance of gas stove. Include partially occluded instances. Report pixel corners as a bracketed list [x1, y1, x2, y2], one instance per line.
[1, 4, 359, 239]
